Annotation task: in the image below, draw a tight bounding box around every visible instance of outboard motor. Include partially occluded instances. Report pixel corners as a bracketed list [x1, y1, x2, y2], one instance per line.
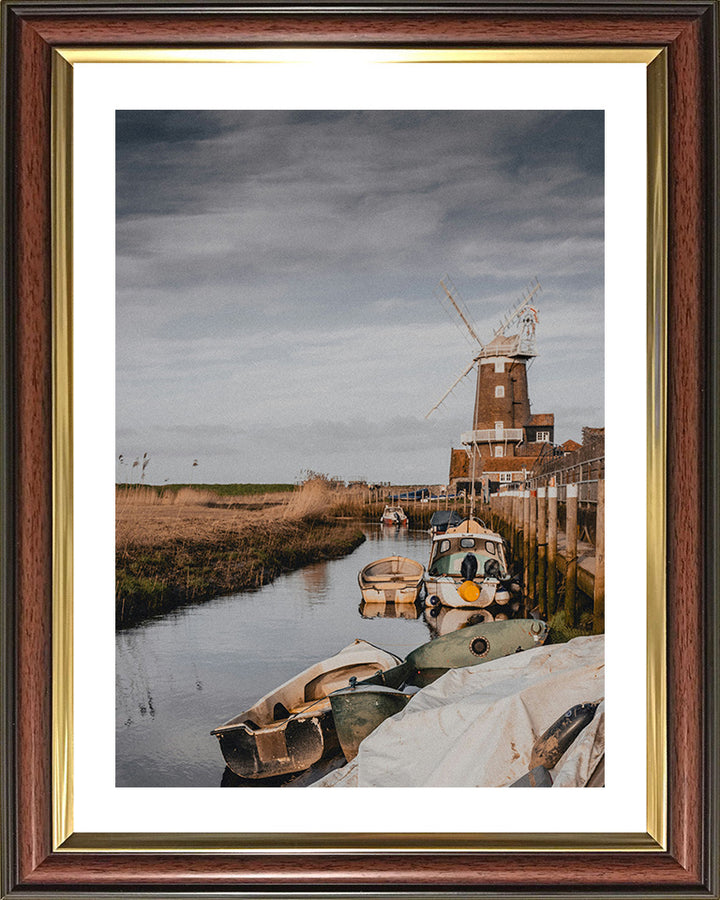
[460, 553, 478, 581]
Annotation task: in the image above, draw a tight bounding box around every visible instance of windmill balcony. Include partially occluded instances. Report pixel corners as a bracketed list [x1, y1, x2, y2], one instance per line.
[461, 428, 524, 445]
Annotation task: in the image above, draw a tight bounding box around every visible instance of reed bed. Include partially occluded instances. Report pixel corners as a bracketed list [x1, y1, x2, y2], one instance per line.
[116, 482, 365, 628]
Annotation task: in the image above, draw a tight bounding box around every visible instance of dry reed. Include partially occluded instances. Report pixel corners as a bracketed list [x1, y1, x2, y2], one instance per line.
[116, 482, 365, 627]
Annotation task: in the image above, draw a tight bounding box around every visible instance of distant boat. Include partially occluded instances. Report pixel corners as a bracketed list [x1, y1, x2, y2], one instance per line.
[330, 618, 549, 762]
[424, 518, 522, 612]
[211, 640, 401, 780]
[358, 555, 424, 604]
[381, 505, 408, 527]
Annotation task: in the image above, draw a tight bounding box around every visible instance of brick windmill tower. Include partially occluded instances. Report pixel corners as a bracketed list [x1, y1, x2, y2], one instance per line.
[427, 278, 553, 493]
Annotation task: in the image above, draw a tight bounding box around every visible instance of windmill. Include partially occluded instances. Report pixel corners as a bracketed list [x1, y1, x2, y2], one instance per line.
[426, 277, 542, 441]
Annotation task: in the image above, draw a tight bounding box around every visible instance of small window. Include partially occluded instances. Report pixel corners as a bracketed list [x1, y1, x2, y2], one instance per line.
[495, 385, 505, 398]
[484, 541, 496, 555]
[499, 472, 512, 483]
[439, 540, 450, 553]
[494, 445, 504, 457]
[536, 431, 550, 442]
[460, 538, 476, 549]
[494, 360, 504, 373]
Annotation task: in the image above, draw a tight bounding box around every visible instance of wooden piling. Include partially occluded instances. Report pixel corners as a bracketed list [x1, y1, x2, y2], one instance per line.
[528, 490, 537, 605]
[537, 486, 547, 617]
[593, 478, 605, 634]
[522, 490, 530, 594]
[565, 483, 579, 626]
[547, 485, 558, 615]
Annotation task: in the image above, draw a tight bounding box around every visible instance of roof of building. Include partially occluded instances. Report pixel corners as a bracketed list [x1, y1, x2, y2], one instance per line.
[561, 438, 582, 452]
[449, 448, 469, 479]
[450, 443, 556, 480]
[528, 413, 555, 426]
[480, 456, 546, 474]
[479, 333, 520, 358]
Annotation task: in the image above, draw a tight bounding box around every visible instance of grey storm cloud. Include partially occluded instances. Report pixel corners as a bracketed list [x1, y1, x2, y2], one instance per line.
[116, 109, 604, 484]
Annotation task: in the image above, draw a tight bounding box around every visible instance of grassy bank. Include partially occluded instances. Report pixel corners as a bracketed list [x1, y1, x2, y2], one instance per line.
[116, 482, 364, 628]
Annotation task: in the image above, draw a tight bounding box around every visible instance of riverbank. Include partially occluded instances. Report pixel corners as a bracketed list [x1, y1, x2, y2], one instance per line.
[116, 484, 366, 628]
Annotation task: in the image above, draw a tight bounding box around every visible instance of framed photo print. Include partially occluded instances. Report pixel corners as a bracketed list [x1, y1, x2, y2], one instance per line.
[1, 2, 717, 897]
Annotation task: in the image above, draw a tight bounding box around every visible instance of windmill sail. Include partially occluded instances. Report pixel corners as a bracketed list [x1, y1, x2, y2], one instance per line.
[426, 278, 541, 419]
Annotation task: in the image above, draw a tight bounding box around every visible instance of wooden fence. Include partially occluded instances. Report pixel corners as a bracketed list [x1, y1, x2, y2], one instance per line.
[486, 480, 605, 634]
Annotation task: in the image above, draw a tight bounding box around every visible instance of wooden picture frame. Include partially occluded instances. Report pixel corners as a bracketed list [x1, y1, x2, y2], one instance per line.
[1, 2, 718, 896]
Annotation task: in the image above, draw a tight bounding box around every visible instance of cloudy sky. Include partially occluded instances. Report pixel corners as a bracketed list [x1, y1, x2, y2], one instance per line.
[116, 109, 604, 486]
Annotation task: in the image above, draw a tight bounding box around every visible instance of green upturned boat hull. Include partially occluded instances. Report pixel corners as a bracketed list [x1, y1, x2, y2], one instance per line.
[330, 684, 414, 762]
[331, 618, 548, 758]
[360, 618, 548, 689]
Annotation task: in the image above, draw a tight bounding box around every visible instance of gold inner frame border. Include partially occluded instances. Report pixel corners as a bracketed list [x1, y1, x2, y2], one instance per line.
[51, 46, 667, 854]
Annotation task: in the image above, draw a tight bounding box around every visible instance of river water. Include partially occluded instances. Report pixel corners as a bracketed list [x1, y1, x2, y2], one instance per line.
[116, 525, 433, 787]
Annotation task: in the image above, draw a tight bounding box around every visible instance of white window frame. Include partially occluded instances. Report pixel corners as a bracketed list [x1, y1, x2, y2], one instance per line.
[495, 385, 505, 398]
[494, 359, 504, 373]
[494, 445, 504, 457]
[498, 472, 512, 483]
[536, 430, 551, 442]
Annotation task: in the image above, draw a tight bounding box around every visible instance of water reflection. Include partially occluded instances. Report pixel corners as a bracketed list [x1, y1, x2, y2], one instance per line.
[359, 600, 422, 620]
[300, 561, 330, 597]
[423, 605, 495, 637]
[375, 524, 413, 541]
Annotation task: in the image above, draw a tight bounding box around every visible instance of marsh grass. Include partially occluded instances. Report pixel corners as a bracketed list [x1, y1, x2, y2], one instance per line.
[116, 482, 365, 628]
[546, 609, 595, 644]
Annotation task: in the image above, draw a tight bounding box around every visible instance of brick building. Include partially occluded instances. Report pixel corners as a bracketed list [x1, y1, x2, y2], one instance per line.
[447, 309, 558, 494]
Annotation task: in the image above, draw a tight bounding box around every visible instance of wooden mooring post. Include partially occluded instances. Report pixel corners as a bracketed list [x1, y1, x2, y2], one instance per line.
[528, 490, 537, 604]
[537, 486, 547, 617]
[593, 478, 605, 633]
[547, 484, 558, 615]
[522, 489, 530, 591]
[511, 492, 521, 560]
[565, 483, 579, 625]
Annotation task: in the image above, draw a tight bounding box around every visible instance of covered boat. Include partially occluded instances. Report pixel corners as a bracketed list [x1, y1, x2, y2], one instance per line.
[317, 635, 605, 788]
[358, 555, 424, 604]
[330, 618, 548, 761]
[424, 518, 522, 612]
[380, 505, 408, 527]
[428, 509, 463, 536]
[211, 639, 401, 779]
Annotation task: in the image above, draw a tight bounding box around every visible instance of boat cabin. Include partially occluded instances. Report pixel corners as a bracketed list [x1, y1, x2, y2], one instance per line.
[427, 532, 507, 581]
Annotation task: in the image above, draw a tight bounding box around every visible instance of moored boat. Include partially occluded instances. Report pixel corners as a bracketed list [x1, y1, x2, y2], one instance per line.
[428, 509, 463, 536]
[329, 682, 416, 763]
[380, 505, 408, 527]
[330, 618, 548, 760]
[211, 640, 401, 779]
[424, 518, 522, 612]
[358, 555, 424, 604]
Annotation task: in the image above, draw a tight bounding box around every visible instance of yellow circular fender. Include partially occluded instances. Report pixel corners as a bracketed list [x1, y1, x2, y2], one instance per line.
[457, 580, 481, 603]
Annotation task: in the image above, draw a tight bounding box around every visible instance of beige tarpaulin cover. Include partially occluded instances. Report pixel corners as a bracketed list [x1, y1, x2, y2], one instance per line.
[314, 635, 604, 788]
